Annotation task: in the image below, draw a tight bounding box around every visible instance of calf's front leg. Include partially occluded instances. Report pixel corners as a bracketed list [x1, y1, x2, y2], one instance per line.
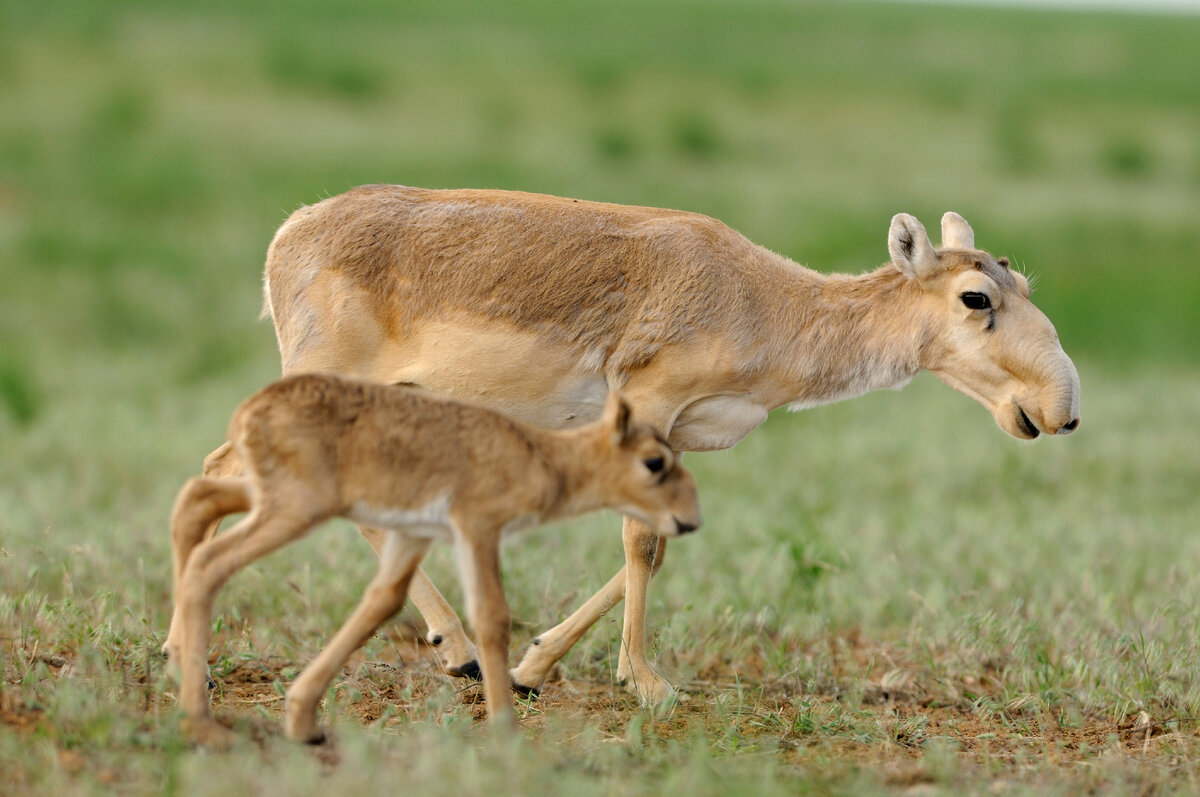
[456, 532, 515, 725]
[285, 533, 430, 743]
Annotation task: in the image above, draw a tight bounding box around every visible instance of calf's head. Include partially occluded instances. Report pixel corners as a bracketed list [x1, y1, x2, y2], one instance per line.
[889, 212, 1081, 440]
[597, 392, 702, 536]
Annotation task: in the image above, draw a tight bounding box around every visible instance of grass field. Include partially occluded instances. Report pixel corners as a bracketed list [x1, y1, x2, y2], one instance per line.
[2, 0, 1200, 793]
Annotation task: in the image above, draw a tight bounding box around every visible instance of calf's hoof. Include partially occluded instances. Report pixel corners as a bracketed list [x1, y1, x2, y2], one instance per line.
[182, 716, 236, 750]
[284, 712, 328, 745]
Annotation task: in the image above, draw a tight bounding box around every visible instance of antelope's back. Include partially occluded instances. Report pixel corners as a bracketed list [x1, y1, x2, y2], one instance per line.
[260, 185, 792, 430]
[268, 186, 775, 347]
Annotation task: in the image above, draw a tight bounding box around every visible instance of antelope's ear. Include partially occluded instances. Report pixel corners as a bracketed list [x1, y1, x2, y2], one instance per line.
[603, 391, 633, 445]
[888, 213, 940, 282]
[940, 211, 975, 249]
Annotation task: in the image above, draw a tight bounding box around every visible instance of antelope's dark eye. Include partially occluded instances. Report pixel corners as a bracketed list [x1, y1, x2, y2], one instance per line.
[644, 456, 665, 474]
[961, 292, 991, 311]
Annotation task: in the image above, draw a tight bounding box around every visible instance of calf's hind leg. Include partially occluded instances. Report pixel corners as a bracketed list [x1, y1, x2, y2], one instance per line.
[165, 477, 252, 664]
[176, 503, 321, 748]
[161, 442, 248, 658]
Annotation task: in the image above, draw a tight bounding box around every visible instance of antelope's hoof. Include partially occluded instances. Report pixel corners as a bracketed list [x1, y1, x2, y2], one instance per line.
[510, 680, 541, 699]
[622, 670, 677, 709]
[447, 660, 481, 681]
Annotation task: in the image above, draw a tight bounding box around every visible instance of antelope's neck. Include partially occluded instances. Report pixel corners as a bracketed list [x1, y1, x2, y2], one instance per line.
[764, 263, 929, 411]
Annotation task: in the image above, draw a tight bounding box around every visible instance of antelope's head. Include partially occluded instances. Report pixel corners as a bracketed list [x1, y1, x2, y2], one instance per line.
[889, 212, 1081, 440]
[596, 392, 703, 537]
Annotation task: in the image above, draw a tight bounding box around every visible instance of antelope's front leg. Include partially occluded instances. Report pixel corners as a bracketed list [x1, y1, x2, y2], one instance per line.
[616, 517, 673, 706]
[509, 567, 626, 695]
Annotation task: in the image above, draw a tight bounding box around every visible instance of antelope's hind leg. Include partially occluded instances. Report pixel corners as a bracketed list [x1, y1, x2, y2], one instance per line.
[284, 533, 431, 744]
[358, 524, 480, 680]
[616, 520, 672, 706]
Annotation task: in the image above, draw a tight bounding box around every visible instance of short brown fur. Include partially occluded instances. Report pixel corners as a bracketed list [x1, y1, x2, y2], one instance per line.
[191, 185, 1079, 706]
[166, 374, 699, 747]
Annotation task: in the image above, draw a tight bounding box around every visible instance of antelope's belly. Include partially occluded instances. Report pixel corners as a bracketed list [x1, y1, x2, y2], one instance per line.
[378, 320, 609, 429]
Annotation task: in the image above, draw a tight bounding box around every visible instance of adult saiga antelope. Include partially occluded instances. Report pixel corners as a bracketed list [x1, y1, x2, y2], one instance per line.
[197, 185, 1080, 706]
[167, 374, 700, 747]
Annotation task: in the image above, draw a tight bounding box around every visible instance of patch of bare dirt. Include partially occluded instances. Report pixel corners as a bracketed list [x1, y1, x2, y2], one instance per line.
[177, 625, 1200, 782]
[0, 690, 45, 735]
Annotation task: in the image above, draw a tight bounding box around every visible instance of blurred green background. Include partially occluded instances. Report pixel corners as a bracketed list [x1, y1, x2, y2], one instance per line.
[3, 0, 1199, 656]
[2, 0, 1198, 432]
[4, 0, 1200, 673]
[3, 1, 1200, 790]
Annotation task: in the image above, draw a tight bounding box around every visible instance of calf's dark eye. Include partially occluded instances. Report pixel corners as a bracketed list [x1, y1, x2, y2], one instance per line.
[961, 292, 991, 311]
[644, 456, 665, 474]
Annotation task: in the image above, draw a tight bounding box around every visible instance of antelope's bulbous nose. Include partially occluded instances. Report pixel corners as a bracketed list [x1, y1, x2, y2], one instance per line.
[675, 518, 700, 535]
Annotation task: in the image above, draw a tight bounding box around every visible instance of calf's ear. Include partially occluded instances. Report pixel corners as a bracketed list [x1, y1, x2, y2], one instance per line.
[603, 391, 633, 445]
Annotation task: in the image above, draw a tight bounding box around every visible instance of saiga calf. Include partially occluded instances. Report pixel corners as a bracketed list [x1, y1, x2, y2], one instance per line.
[166, 373, 700, 747]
